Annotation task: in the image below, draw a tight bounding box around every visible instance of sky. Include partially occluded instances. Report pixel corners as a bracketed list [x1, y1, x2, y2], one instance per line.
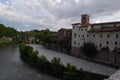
[0, 0, 120, 31]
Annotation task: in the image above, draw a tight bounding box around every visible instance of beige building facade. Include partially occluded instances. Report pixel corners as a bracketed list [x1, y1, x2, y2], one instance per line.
[71, 14, 120, 56]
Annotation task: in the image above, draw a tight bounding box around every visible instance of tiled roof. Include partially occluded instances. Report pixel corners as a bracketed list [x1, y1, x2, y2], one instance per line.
[91, 21, 120, 25]
[88, 27, 120, 32]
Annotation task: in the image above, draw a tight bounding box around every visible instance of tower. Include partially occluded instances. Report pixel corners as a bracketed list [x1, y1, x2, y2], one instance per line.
[81, 14, 89, 25]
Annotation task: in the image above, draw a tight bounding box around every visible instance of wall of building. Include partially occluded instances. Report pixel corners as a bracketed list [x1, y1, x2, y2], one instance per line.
[71, 14, 120, 65]
[72, 23, 120, 55]
[71, 24, 89, 55]
[89, 31, 120, 51]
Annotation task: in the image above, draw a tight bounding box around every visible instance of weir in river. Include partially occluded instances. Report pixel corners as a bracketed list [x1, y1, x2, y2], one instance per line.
[30, 44, 117, 76]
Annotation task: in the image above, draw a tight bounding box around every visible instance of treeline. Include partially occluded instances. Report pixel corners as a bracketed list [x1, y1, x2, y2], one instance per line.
[0, 24, 19, 47]
[0, 24, 18, 38]
[18, 29, 52, 44]
[19, 43, 108, 80]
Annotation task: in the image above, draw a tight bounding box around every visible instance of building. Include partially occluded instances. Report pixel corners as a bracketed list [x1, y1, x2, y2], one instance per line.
[19, 36, 34, 44]
[57, 28, 72, 41]
[0, 36, 12, 43]
[71, 14, 120, 56]
[50, 32, 58, 41]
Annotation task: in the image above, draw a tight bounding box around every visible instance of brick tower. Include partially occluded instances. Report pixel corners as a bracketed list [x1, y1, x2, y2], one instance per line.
[81, 14, 89, 25]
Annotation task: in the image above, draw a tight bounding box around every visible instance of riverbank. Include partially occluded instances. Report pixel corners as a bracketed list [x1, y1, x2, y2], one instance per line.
[19, 44, 108, 80]
[0, 41, 18, 48]
[79, 57, 120, 69]
[43, 44, 120, 69]
[31, 44, 117, 76]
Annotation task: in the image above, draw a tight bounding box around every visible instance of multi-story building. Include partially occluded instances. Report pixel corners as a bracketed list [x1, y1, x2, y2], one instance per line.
[57, 28, 72, 41]
[71, 14, 120, 56]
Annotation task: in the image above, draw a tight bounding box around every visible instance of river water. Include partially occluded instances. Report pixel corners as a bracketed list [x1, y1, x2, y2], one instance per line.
[0, 44, 117, 80]
[0, 45, 60, 80]
[30, 44, 117, 76]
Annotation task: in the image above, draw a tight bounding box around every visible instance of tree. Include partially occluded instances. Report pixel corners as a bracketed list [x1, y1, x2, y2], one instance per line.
[29, 50, 39, 64]
[0, 24, 17, 38]
[64, 63, 77, 78]
[51, 57, 63, 76]
[81, 42, 98, 58]
[38, 55, 49, 71]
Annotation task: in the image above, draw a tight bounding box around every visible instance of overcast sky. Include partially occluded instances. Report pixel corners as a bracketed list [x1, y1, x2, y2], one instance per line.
[0, 0, 120, 31]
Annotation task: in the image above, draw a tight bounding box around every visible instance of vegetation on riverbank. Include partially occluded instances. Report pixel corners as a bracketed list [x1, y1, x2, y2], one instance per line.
[19, 43, 108, 80]
[0, 41, 17, 47]
[80, 42, 99, 58]
[0, 24, 19, 47]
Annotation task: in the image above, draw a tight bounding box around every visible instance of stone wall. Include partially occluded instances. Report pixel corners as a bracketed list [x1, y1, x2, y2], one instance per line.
[71, 46, 80, 56]
[95, 52, 120, 65]
[71, 46, 120, 66]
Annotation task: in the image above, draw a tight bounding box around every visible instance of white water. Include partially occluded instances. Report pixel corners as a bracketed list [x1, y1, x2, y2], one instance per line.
[31, 44, 118, 76]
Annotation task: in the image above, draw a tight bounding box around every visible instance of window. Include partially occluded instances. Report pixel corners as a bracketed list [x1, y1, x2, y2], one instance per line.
[100, 43, 102, 47]
[107, 35, 109, 38]
[81, 29, 83, 31]
[82, 35, 84, 37]
[115, 41, 117, 45]
[106, 41, 109, 44]
[106, 46, 108, 48]
[78, 43, 80, 45]
[93, 34, 95, 37]
[87, 35, 89, 37]
[79, 28, 80, 31]
[114, 24, 116, 27]
[79, 35, 80, 37]
[100, 34, 102, 38]
[116, 34, 118, 38]
[74, 33, 76, 37]
[74, 41, 76, 45]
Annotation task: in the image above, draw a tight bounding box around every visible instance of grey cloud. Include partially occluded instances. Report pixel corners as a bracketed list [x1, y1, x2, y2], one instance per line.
[41, 0, 120, 19]
[0, 0, 120, 31]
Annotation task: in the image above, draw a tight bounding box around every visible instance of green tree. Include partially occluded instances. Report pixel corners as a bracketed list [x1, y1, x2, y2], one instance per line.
[81, 42, 98, 58]
[29, 50, 39, 64]
[38, 55, 50, 71]
[51, 57, 63, 76]
[64, 63, 77, 78]
[19, 43, 33, 61]
[0, 24, 17, 38]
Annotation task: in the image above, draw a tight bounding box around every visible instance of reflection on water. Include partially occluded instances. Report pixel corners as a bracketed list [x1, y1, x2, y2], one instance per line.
[30, 44, 117, 76]
[0, 45, 60, 80]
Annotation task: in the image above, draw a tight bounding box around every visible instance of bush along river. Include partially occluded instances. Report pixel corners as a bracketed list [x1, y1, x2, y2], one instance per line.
[19, 43, 110, 80]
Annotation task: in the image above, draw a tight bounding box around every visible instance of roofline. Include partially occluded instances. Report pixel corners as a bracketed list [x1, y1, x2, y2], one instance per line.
[91, 21, 120, 25]
[72, 23, 81, 25]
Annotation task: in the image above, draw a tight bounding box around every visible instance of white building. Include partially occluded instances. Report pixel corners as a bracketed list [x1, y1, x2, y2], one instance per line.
[71, 14, 120, 56]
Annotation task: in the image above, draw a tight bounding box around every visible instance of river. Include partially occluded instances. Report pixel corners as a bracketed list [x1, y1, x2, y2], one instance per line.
[0, 44, 117, 80]
[0, 45, 60, 80]
[30, 44, 117, 76]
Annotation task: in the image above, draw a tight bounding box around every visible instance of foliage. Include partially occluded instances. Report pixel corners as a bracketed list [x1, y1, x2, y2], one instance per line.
[101, 47, 109, 51]
[64, 63, 77, 78]
[19, 44, 107, 80]
[51, 57, 64, 77]
[29, 50, 39, 64]
[0, 24, 18, 38]
[33, 29, 51, 43]
[38, 55, 50, 71]
[81, 42, 98, 58]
